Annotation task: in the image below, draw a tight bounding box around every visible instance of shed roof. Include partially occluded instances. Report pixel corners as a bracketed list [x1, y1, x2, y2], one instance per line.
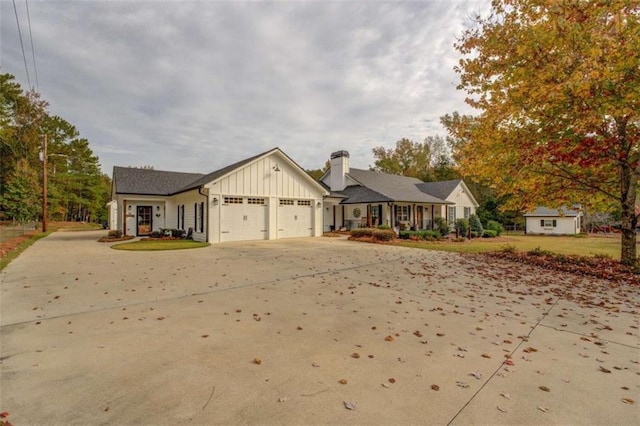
[524, 206, 582, 217]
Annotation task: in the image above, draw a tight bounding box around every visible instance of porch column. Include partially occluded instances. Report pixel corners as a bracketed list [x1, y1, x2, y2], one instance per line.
[367, 204, 372, 227]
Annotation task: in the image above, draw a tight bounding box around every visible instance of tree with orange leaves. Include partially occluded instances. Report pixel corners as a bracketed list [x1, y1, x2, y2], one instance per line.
[444, 0, 639, 266]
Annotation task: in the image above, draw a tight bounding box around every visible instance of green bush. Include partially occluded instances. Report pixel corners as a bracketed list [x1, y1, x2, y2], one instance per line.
[398, 230, 411, 239]
[455, 218, 470, 237]
[434, 217, 450, 237]
[469, 214, 484, 238]
[377, 224, 391, 230]
[528, 246, 553, 256]
[398, 230, 441, 240]
[485, 220, 504, 236]
[482, 229, 498, 238]
[350, 228, 375, 238]
[372, 229, 395, 241]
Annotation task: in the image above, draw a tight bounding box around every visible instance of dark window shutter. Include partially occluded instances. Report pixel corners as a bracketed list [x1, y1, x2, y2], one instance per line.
[553, 220, 557, 227]
[541, 220, 544, 227]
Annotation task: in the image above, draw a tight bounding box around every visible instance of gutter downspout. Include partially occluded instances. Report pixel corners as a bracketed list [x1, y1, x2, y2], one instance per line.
[198, 185, 209, 242]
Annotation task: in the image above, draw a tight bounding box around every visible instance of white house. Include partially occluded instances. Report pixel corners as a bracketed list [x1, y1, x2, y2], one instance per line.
[524, 206, 583, 235]
[320, 150, 479, 232]
[111, 148, 328, 243]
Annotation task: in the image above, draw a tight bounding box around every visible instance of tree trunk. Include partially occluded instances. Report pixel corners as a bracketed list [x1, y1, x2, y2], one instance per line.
[618, 120, 638, 267]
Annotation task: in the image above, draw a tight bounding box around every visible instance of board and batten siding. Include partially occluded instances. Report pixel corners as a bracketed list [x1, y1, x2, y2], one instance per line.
[214, 156, 317, 199]
[205, 153, 324, 243]
[167, 190, 207, 242]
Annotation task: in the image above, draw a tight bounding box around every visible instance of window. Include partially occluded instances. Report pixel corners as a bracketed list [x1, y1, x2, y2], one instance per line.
[247, 198, 265, 205]
[194, 203, 197, 230]
[297, 200, 311, 206]
[224, 197, 243, 204]
[199, 202, 204, 232]
[371, 205, 379, 218]
[279, 199, 294, 206]
[448, 206, 456, 224]
[542, 219, 557, 227]
[464, 207, 471, 219]
[397, 205, 409, 222]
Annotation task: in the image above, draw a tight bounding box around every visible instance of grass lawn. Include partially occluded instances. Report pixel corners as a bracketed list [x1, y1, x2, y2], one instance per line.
[397, 234, 632, 260]
[111, 240, 210, 251]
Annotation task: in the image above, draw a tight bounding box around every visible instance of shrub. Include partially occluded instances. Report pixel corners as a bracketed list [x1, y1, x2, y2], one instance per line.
[377, 224, 391, 230]
[455, 218, 470, 237]
[528, 246, 553, 256]
[500, 244, 517, 253]
[107, 230, 122, 238]
[398, 230, 411, 239]
[469, 214, 484, 238]
[149, 231, 163, 238]
[482, 229, 498, 238]
[350, 228, 375, 238]
[485, 220, 504, 236]
[372, 229, 395, 241]
[398, 230, 442, 240]
[434, 217, 450, 237]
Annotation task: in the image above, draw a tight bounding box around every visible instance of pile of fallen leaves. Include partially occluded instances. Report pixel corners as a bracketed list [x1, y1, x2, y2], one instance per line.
[0, 232, 37, 259]
[485, 251, 640, 286]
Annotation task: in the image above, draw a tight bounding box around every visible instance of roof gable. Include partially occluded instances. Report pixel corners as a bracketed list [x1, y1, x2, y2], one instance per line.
[417, 179, 462, 200]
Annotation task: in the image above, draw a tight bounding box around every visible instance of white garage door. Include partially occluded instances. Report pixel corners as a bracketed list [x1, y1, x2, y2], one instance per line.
[221, 197, 268, 242]
[278, 199, 313, 238]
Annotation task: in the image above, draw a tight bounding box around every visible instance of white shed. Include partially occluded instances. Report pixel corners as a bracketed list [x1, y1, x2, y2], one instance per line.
[524, 206, 583, 235]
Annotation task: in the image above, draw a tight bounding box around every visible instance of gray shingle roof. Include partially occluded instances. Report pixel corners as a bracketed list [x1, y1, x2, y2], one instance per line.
[113, 167, 204, 195]
[338, 185, 393, 204]
[416, 179, 463, 200]
[347, 168, 448, 204]
[524, 206, 582, 217]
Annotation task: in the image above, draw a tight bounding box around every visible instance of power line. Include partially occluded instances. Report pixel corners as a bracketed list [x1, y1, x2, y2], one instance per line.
[25, 0, 39, 91]
[12, 0, 32, 89]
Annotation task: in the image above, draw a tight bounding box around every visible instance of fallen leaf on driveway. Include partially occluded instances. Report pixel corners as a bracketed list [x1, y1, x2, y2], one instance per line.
[343, 401, 356, 410]
[351, 353, 360, 359]
[339, 379, 347, 384]
[431, 384, 440, 391]
[384, 335, 394, 342]
[471, 371, 482, 379]
[537, 406, 548, 413]
[456, 381, 469, 388]
[598, 366, 612, 373]
[621, 398, 634, 404]
[539, 386, 550, 392]
[254, 357, 262, 365]
[497, 406, 507, 413]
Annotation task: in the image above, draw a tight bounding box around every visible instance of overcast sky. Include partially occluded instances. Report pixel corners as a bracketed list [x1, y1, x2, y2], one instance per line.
[2, 0, 490, 176]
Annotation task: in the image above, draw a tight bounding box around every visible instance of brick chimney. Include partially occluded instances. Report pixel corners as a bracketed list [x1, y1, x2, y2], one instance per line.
[329, 150, 349, 191]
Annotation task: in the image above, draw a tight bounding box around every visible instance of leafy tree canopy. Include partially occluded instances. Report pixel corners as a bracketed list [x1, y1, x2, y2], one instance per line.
[445, 1, 639, 265]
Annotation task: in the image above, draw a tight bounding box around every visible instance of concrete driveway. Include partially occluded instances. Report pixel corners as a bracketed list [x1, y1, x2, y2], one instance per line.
[1, 231, 638, 425]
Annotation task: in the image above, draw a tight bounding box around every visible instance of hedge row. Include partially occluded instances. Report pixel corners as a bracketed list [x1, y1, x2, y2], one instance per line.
[350, 228, 396, 241]
[398, 230, 441, 240]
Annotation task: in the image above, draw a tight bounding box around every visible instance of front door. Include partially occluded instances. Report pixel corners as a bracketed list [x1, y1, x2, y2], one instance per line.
[137, 206, 152, 236]
[417, 207, 423, 230]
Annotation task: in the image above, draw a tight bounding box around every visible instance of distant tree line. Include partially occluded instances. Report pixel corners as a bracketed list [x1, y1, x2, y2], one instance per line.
[0, 73, 111, 224]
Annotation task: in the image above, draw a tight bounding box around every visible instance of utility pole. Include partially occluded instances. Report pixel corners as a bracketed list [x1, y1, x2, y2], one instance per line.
[42, 134, 47, 232]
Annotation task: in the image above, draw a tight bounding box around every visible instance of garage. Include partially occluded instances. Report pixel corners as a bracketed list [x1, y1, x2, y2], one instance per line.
[277, 199, 314, 238]
[220, 196, 268, 242]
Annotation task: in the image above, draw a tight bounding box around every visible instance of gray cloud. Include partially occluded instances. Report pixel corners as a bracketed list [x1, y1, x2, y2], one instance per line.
[1, 0, 491, 175]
